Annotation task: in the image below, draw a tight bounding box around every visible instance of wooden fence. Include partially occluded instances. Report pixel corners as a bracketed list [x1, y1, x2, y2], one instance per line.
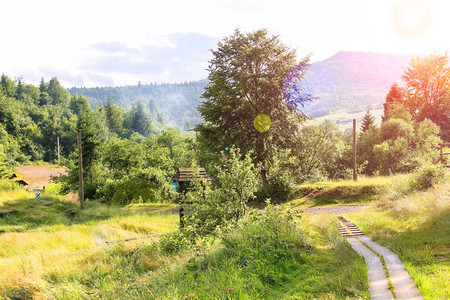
[440, 143, 450, 168]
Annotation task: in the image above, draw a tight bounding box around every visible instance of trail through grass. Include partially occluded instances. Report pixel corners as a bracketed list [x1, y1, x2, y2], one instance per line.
[341, 177, 450, 299]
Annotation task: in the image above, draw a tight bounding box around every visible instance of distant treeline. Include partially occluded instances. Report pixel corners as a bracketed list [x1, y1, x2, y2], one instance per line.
[68, 80, 208, 131]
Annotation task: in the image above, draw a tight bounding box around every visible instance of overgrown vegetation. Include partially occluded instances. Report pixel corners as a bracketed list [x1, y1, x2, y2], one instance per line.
[1, 28, 449, 299]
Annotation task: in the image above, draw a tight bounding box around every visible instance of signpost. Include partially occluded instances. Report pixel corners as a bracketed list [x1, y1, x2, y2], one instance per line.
[34, 187, 40, 200]
[77, 131, 84, 209]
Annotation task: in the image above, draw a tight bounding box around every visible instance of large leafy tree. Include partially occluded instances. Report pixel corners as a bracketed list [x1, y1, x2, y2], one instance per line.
[196, 29, 313, 186]
[403, 54, 450, 140]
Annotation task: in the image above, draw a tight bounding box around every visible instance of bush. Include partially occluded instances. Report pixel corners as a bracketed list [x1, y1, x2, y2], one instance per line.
[159, 231, 191, 253]
[109, 179, 168, 205]
[411, 163, 446, 191]
[180, 149, 260, 239]
[0, 179, 20, 191]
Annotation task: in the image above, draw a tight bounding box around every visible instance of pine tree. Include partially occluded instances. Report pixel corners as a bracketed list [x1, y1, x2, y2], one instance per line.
[131, 100, 152, 136]
[105, 97, 124, 135]
[0, 74, 16, 98]
[39, 78, 51, 106]
[360, 110, 375, 134]
[14, 77, 25, 100]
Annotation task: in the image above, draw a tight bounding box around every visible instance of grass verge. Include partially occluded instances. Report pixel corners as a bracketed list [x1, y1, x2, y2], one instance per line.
[287, 175, 391, 209]
[346, 178, 449, 299]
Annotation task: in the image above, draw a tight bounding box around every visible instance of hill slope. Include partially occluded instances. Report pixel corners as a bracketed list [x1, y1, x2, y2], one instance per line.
[68, 51, 412, 131]
[302, 51, 410, 118]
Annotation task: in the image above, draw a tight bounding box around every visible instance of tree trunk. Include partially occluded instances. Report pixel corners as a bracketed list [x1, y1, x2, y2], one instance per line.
[261, 167, 268, 188]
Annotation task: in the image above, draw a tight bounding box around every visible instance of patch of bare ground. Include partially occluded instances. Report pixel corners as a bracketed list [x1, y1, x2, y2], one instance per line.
[306, 205, 369, 215]
[15, 166, 67, 189]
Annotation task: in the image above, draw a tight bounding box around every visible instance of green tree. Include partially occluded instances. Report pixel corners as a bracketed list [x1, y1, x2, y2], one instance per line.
[360, 110, 376, 134]
[357, 126, 380, 175]
[0, 74, 16, 98]
[105, 97, 124, 136]
[0, 145, 10, 178]
[101, 137, 143, 178]
[77, 102, 100, 177]
[38, 78, 51, 106]
[14, 77, 25, 100]
[402, 54, 450, 140]
[131, 100, 153, 136]
[47, 77, 70, 107]
[196, 29, 313, 187]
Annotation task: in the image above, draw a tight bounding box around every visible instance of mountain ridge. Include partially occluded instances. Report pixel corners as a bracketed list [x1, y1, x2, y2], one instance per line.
[68, 51, 414, 130]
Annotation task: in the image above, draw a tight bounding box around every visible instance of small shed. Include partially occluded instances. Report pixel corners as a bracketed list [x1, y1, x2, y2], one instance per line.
[171, 168, 211, 193]
[171, 168, 211, 227]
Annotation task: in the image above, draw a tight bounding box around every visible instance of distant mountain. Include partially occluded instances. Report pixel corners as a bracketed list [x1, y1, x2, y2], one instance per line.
[302, 51, 411, 117]
[68, 51, 413, 131]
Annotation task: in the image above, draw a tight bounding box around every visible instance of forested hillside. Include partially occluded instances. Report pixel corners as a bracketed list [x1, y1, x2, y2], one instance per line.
[69, 80, 207, 131]
[302, 51, 411, 117]
[67, 52, 412, 131]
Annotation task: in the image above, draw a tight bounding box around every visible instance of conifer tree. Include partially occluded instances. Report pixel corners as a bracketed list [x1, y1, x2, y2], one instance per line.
[105, 97, 124, 135]
[360, 110, 375, 135]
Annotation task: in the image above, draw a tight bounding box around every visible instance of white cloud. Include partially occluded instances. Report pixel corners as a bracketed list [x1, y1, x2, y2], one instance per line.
[0, 0, 448, 87]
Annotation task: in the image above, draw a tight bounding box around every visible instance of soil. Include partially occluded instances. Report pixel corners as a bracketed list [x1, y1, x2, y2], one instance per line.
[15, 166, 67, 190]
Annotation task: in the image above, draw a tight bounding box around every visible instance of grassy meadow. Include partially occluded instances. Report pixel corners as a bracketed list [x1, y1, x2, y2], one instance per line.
[0, 171, 448, 299]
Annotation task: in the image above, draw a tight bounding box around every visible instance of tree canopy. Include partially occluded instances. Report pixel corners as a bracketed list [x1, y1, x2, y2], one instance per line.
[196, 29, 313, 186]
[383, 54, 449, 140]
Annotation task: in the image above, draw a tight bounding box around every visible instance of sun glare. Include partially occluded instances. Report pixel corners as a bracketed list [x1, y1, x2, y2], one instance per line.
[392, 0, 432, 37]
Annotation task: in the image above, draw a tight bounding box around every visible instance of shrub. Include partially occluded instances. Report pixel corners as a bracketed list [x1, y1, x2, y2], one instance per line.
[180, 148, 260, 239]
[411, 163, 446, 191]
[109, 179, 167, 205]
[159, 231, 191, 253]
[0, 179, 20, 191]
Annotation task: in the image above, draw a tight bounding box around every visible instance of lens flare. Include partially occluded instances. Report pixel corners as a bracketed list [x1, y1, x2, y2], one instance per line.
[392, 0, 431, 37]
[253, 114, 271, 132]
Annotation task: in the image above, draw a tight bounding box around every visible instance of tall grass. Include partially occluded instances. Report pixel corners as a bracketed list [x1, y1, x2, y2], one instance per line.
[287, 175, 391, 208]
[1, 195, 370, 299]
[0, 191, 179, 299]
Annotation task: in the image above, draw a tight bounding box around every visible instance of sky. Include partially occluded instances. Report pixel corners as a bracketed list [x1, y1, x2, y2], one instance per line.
[0, 0, 448, 87]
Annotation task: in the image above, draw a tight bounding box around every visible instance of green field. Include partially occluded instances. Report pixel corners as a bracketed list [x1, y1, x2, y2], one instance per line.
[0, 173, 448, 299]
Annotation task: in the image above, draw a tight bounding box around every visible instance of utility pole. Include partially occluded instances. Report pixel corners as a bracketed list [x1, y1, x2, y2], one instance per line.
[77, 131, 84, 209]
[57, 136, 60, 165]
[353, 119, 357, 181]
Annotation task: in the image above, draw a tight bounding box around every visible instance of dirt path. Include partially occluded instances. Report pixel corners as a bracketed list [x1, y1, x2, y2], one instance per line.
[305, 205, 369, 215]
[15, 166, 67, 189]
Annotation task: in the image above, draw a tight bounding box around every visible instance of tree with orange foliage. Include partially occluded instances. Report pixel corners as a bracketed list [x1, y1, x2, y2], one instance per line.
[402, 54, 449, 140]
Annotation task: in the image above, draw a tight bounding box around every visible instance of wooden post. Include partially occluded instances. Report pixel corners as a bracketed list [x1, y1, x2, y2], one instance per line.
[353, 119, 357, 181]
[57, 136, 60, 165]
[77, 131, 84, 209]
